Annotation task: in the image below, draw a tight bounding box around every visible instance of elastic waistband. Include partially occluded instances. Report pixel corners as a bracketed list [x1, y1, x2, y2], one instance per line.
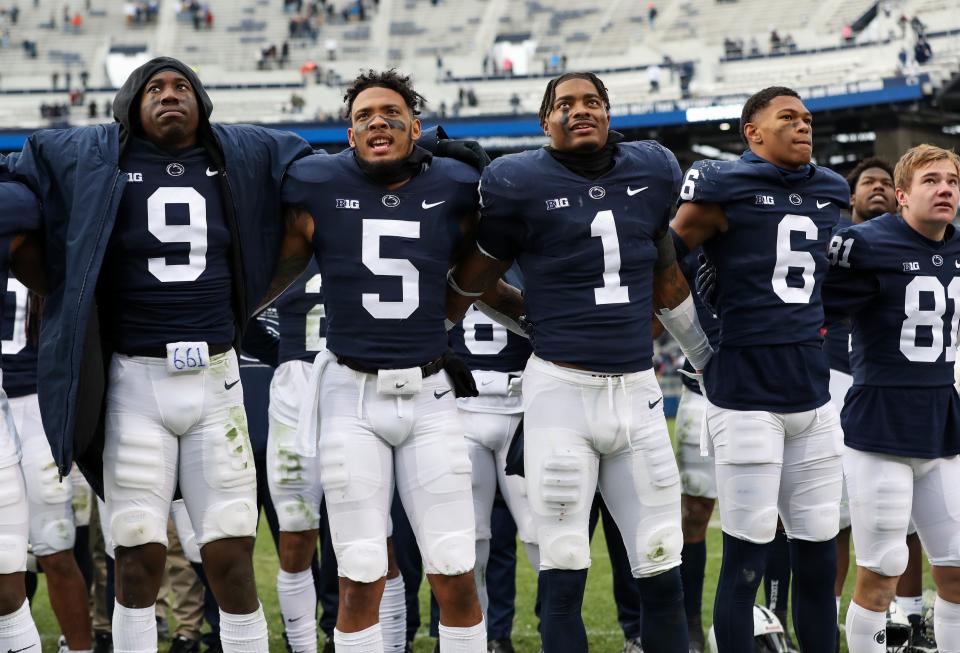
[113, 349, 235, 367]
[527, 355, 655, 387]
[335, 354, 445, 378]
[115, 342, 233, 358]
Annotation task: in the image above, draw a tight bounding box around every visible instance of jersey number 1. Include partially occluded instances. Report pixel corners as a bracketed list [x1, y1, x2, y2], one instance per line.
[591, 210, 629, 305]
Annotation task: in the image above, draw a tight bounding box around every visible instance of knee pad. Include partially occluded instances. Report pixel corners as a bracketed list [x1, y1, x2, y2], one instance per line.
[337, 540, 387, 583]
[636, 524, 683, 574]
[421, 499, 475, 575]
[33, 460, 70, 505]
[201, 498, 257, 544]
[731, 506, 779, 544]
[276, 499, 320, 533]
[869, 541, 909, 578]
[0, 535, 27, 574]
[797, 503, 841, 542]
[426, 530, 475, 576]
[110, 508, 163, 548]
[680, 468, 715, 498]
[539, 527, 591, 570]
[35, 518, 75, 554]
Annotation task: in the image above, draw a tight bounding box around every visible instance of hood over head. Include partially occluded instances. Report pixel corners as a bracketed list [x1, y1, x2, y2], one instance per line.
[112, 56, 214, 151]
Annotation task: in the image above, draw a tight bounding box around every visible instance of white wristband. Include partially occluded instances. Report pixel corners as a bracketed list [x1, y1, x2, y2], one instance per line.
[656, 294, 713, 370]
[447, 269, 485, 298]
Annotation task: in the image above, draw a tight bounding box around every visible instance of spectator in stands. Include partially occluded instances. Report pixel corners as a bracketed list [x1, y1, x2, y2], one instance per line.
[466, 87, 477, 107]
[503, 57, 513, 76]
[842, 24, 854, 43]
[325, 36, 336, 60]
[783, 33, 796, 52]
[647, 1, 657, 28]
[898, 46, 908, 69]
[679, 61, 694, 98]
[647, 63, 661, 93]
[769, 29, 782, 53]
[910, 15, 926, 37]
[80, 70, 89, 88]
[64, 71, 72, 89]
[9, 4, 17, 25]
[88, 100, 97, 119]
[898, 13, 908, 38]
[561, 54, 567, 71]
[70, 11, 82, 33]
[280, 41, 289, 66]
[51, 71, 58, 89]
[509, 92, 520, 114]
[436, 56, 443, 82]
[914, 36, 932, 64]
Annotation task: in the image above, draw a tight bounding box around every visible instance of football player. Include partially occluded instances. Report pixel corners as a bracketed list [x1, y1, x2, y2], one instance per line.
[275, 69, 486, 652]
[2, 276, 93, 653]
[3, 56, 316, 652]
[447, 267, 538, 619]
[671, 86, 850, 652]
[267, 262, 408, 653]
[0, 182, 46, 653]
[446, 71, 714, 652]
[822, 144, 960, 653]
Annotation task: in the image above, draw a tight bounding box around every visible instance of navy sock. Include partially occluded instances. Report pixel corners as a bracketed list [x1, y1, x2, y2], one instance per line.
[789, 538, 838, 652]
[680, 541, 707, 628]
[764, 530, 791, 620]
[713, 532, 768, 652]
[637, 567, 689, 651]
[538, 568, 588, 653]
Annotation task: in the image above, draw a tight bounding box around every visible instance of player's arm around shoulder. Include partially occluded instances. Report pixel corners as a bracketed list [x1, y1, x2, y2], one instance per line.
[446, 157, 522, 326]
[670, 159, 730, 251]
[822, 223, 881, 320]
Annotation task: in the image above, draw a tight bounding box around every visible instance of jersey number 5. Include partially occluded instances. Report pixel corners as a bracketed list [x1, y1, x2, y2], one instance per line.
[362, 219, 420, 319]
[900, 276, 960, 363]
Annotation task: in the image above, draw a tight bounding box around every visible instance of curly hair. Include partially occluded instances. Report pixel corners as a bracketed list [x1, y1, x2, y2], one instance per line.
[846, 157, 894, 193]
[739, 86, 801, 145]
[343, 69, 426, 119]
[538, 72, 610, 127]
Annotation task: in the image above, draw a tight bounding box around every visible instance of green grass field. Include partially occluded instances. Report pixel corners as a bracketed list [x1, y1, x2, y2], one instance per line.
[26, 418, 938, 652]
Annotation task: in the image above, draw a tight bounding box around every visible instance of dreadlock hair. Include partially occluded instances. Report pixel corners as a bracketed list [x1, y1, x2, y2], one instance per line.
[846, 157, 894, 193]
[739, 86, 801, 146]
[343, 69, 426, 120]
[538, 72, 611, 128]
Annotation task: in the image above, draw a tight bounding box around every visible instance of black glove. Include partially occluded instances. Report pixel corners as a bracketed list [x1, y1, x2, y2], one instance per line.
[442, 352, 479, 398]
[434, 138, 491, 172]
[695, 253, 719, 317]
[504, 418, 524, 477]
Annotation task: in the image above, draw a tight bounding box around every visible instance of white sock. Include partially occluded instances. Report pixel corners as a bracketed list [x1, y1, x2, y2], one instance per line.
[474, 539, 491, 618]
[845, 601, 886, 653]
[0, 599, 41, 653]
[112, 602, 158, 653]
[438, 619, 486, 653]
[380, 575, 407, 652]
[836, 596, 842, 624]
[896, 594, 924, 618]
[219, 604, 269, 653]
[334, 624, 383, 653]
[277, 569, 317, 653]
[935, 595, 960, 651]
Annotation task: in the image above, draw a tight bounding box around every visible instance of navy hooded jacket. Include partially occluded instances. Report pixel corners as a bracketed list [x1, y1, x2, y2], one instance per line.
[2, 57, 313, 494]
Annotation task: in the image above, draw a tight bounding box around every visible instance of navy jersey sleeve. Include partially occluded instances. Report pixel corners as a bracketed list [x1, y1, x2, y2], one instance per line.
[476, 159, 526, 262]
[640, 141, 682, 233]
[281, 153, 338, 212]
[822, 226, 881, 322]
[0, 181, 40, 237]
[677, 159, 728, 205]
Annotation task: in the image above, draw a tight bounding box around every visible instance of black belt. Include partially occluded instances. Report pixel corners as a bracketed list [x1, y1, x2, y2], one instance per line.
[117, 342, 234, 358]
[335, 354, 446, 378]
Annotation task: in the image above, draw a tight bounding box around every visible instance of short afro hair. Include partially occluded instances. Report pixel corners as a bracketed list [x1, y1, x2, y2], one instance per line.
[846, 157, 894, 193]
[739, 86, 801, 145]
[343, 69, 426, 119]
[538, 72, 610, 127]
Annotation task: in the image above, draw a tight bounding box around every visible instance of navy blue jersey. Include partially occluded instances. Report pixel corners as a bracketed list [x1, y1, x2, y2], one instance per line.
[282, 149, 478, 368]
[100, 138, 234, 352]
[476, 141, 681, 373]
[823, 213, 960, 458]
[0, 182, 40, 392]
[822, 216, 854, 375]
[276, 259, 327, 365]
[449, 266, 532, 373]
[674, 235, 721, 394]
[1, 275, 37, 397]
[680, 151, 850, 411]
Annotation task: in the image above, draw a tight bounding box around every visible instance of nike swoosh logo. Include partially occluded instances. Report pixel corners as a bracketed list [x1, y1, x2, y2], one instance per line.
[8, 646, 37, 652]
[434, 389, 452, 399]
[955, 260, 960, 268]
[395, 382, 407, 389]
[422, 200, 446, 209]
[224, 380, 240, 390]
[206, 167, 219, 176]
[626, 186, 648, 196]
[481, 379, 493, 386]
[287, 615, 304, 623]
[648, 396, 663, 410]
[816, 200, 831, 209]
